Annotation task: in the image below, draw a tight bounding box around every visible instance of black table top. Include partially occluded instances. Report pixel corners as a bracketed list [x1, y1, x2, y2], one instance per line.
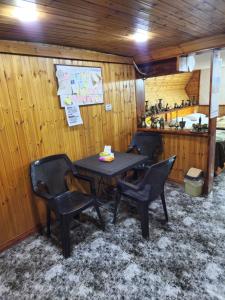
[74, 151, 148, 177]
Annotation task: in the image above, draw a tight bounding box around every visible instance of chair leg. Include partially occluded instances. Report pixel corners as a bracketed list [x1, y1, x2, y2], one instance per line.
[94, 202, 104, 229]
[113, 191, 121, 224]
[46, 205, 51, 237]
[60, 216, 70, 258]
[138, 203, 149, 239]
[161, 191, 168, 222]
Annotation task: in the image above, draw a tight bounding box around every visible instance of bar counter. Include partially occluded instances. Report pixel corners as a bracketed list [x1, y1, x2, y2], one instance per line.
[138, 127, 209, 138]
[138, 127, 208, 184]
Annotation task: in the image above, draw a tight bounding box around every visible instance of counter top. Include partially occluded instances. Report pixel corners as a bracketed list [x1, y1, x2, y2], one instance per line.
[138, 127, 209, 137]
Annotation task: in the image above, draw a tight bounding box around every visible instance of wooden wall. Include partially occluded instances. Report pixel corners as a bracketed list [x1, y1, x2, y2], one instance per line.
[160, 134, 208, 183]
[0, 52, 136, 251]
[154, 106, 198, 123]
[197, 105, 225, 117]
[144, 72, 192, 108]
[185, 71, 200, 101]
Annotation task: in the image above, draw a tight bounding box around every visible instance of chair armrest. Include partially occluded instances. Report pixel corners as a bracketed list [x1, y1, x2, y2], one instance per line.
[126, 146, 135, 153]
[73, 173, 96, 194]
[126, 145, 141, 154]
[117, 179, 140, 193]
[33, 186, 53, 200]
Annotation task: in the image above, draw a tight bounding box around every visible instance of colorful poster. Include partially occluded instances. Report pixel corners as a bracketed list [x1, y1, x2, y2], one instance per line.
[56, 65, 104, 107]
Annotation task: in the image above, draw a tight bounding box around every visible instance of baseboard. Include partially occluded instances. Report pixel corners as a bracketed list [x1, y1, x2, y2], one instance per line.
[168, 178, 184, 185]
[0, 225, 41, 253]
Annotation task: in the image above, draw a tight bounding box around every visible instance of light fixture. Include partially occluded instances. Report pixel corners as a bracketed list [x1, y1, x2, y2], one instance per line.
[12, 1, 38, 22]
[132, 30, 149, 43]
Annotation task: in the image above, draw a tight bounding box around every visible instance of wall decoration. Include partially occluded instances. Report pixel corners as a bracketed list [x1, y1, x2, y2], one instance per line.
[65, 103, 83, 127]
[55, 64, 104, 107]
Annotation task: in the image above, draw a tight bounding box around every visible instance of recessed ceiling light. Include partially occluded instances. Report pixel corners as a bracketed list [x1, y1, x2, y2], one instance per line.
[132, 30, 149, 43]
[12, 1, 38, 22]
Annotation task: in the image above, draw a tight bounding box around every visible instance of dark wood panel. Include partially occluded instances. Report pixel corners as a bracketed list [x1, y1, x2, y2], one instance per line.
[185, 70, 200, 101]
[137, 58, 178, 77]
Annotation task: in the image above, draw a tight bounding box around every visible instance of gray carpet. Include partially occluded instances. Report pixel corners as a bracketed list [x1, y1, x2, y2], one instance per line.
[1, 173, 225, 300]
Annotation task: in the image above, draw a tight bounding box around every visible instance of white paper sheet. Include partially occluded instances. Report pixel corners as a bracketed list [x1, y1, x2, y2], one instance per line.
[210, 50, 222, 119]
[65, 104, 83, 127]
[57, 80, 72, 96]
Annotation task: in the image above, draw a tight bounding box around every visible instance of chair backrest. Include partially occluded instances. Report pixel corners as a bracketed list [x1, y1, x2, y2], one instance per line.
[130, 132, 162, 162]
[139, 155, 176, 200]
[30, 154, 76, 196]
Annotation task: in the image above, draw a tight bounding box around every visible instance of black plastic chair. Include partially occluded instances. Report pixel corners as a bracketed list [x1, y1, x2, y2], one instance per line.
[127, 131, 163, 167]
[30, 154, 104, 258]
[113, 156, 176, 238]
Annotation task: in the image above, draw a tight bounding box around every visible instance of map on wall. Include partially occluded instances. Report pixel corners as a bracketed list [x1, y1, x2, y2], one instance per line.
[55, 65, 104, 107]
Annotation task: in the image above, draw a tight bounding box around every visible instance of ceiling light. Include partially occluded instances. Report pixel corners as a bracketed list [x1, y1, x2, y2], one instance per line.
[12, 1, 38, 22]
[132, 30, 149, 43]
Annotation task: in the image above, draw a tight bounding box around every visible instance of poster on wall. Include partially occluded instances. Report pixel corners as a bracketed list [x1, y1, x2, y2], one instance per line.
[210, 50, 222, 119]
[55, 65, 104, 107]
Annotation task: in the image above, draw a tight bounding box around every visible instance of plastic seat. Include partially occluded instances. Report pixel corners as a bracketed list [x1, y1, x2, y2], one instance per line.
[113, 156, 176, 238]
[30, 154, 104, 258]
[127, 131, 163, 167]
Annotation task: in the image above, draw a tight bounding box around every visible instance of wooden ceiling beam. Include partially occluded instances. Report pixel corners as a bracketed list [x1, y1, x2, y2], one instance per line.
[135, 34, 225, 63]
[0, 40, 133, 64]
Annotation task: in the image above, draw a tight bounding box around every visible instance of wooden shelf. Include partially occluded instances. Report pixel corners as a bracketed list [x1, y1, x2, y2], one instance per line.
[138, 127, 209, 137]
[145, 105, 199, 122]
[151, 105, 198, 116]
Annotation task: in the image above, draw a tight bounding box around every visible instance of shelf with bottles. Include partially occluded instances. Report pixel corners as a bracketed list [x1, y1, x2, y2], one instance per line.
[144, 98, 198, 117]
[139, 98, 198, 127]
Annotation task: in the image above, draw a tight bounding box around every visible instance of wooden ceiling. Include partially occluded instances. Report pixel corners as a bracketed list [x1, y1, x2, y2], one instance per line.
[1, 0, 225, 63]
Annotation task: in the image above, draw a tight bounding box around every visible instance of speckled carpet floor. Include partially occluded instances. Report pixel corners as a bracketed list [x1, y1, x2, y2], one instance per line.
[1, 173, 225, 300]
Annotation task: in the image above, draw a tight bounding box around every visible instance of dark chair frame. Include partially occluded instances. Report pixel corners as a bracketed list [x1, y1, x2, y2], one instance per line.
[30, 154, 104, 258]
[113, 156, 176, 238]
[127, 131, 163, 166]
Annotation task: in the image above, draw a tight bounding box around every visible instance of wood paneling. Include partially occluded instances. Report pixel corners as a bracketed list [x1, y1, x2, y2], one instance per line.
[137, 58, 178, 78]
[185, 70, 200, 101]
[0, 1, 225, 62]
[138, 34, 225, 63]
[197, 105, 210, 116]
[145, 72, 192, 108]
[0, 52, 136, 251]
[161, 134, 208, 183]
[197, 105, 225, 117]
[135, 79, 145, 119]
[0, 40, 133, 65]
[219, 105, 225, 116]
[138, 129, 208, 183]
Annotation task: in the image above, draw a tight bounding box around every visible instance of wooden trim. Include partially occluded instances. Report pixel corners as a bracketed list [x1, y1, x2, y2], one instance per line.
[138, 127, 208, 137]
[168, 178, 183, 185]
[0, 40, 133, 65]
[205, 52, 217, 194]
[135, 79, 145, 119]
[137, 57, 178, 77]
[0, 225, 41, 253]
[136, 34, 225, 63]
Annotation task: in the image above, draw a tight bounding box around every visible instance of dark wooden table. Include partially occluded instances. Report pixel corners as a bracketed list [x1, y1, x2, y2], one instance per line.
[74, 151, 148, 177]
